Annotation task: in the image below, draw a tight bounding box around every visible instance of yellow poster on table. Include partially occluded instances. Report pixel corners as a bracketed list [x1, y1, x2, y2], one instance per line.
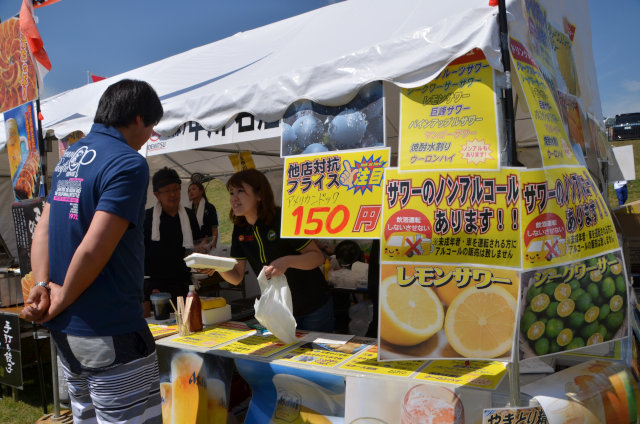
[520, 167, 618, 269]
[339, 346, 425, 377]
[414, 360, 508, 390]
[282, 148, 389, 238]
[381, 168, 521, 268]
[173, 322, 255, 348]
[399, 49, 499, 171]
[510, 37, 579, 168]
[378, 263, 519, 361]
[217, 332, 304, 357]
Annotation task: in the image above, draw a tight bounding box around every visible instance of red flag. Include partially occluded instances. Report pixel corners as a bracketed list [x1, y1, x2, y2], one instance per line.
[91, 74, 106, 83]
[19, 0, 52, 81]
[33, 0, 63, 9]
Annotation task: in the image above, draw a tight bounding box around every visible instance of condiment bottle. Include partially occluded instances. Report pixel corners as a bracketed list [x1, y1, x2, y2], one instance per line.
[323, 258, 331, 280]
[187, 285, 203, 333]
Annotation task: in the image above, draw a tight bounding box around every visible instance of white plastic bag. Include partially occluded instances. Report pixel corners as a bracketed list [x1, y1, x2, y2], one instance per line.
[254, 269, 298, 344]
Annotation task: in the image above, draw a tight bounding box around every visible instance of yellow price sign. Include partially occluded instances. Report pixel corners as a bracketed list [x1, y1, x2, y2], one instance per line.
[399, 49, 499, 171]
[282, 148, 389, 238]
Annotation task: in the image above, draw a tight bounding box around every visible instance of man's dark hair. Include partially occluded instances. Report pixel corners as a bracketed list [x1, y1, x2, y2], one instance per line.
[152, 167, 181, 192]
[94, 79, 163, 127]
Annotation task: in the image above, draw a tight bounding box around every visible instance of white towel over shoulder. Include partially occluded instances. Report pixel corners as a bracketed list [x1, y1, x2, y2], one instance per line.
[151, 201, 194, 249]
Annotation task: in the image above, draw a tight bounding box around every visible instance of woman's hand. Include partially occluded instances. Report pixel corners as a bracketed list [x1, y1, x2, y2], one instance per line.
[194, 267, 216, 276]
[264, 256, 291, 279]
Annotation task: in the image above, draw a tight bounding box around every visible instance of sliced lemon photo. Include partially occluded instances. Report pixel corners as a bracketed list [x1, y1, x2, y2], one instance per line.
[444, 286, 516, 358]
[380, 277, 444, 346]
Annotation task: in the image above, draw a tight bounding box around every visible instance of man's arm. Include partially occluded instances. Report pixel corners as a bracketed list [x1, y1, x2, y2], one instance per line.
[41, 210, 130, 322]
[22, 203, 51, 321]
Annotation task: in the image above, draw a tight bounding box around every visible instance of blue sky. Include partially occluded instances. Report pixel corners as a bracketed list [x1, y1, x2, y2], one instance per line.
[0, 0, 638, 118]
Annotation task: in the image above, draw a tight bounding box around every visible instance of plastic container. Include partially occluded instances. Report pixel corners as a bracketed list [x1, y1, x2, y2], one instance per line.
[187, 285, 203, 333]
[150, 292, 171, 320]
[183, 253, 237, 271]
[202, 304, 232, 326]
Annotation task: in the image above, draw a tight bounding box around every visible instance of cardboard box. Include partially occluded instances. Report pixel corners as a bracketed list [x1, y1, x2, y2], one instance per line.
[613, 200, 640, 275]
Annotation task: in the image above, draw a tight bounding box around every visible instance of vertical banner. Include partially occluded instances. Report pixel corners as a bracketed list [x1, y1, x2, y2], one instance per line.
[281, 82, 384, 157]
[11, 198, 44, 300]
[235, 358, 345, 424]
[156, 346, 234, 424]
[3, 101, 43, 201]
[0, 313, 22, 389]
[381, 168, 521, 267]
[0, 18, 38, 113]
[282, 148, 389, 239]
[399, 49, 499, 171]
[510, 37, 580, 168]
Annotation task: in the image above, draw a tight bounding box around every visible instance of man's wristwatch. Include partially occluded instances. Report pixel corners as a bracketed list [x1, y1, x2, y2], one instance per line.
[35, 281, 50, 292]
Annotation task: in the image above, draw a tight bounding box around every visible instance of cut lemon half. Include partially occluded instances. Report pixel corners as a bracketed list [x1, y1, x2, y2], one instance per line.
[380, 277, 444, 346]
[444, 286, 517, 358]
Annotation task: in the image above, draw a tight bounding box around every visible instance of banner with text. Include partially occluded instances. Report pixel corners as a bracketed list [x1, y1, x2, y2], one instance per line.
[378, 262, 519, 361]
[399, 49, 499, 171]
[510, 37, 580, 168]
[282, 148, 389, 238]
[519, 249, 629, 359]
[4, 101, 43, 201]
[381, 168, 521, 268]
[520, 167, 618, 269]
[0, 18, 38, 113]
[145, 113, 280, 156]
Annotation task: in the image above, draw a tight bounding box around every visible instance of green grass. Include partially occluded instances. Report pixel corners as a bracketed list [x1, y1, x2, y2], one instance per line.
[204, 179, 232, 245]
[606, 139, 640, 207]
[0, 341, 55, 424]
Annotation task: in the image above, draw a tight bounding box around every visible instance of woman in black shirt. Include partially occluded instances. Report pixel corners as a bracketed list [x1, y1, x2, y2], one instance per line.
[205, 169, 333, 332]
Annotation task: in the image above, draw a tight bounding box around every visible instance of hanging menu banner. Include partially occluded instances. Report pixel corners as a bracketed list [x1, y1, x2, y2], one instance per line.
[399, 49, 499, 171]
[0, 18, 38, 114]
[381, 168, 521, 267]
[0, 313, 22, 388]
[282, 147, 389, 238]
[510, 37, 579, 168]
[4, 102, 44, 201]
[520, 168, 617, 268]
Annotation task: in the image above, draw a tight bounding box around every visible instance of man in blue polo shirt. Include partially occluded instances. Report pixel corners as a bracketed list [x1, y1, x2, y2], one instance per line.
[23, 79, 164, 424]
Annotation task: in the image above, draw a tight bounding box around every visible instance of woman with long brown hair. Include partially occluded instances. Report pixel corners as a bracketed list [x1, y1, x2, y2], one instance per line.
[206, 169, 333, 332]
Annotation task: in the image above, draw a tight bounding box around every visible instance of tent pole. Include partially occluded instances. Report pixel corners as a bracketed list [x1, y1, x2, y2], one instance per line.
[498, 0, 521, 408]
[498, 0, 518, 167]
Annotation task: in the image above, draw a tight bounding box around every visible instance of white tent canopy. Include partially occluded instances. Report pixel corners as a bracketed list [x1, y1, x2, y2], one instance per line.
[40, 0, 506, 140]
[0, 0, 612, 258]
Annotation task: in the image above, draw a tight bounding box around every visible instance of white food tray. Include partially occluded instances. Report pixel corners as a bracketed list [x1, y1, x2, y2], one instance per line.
[184, 253, 237, 271]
